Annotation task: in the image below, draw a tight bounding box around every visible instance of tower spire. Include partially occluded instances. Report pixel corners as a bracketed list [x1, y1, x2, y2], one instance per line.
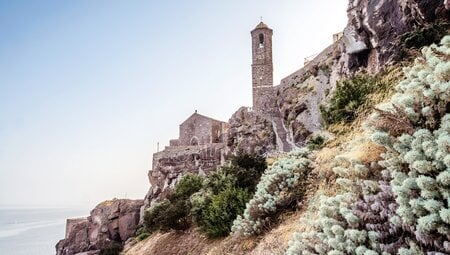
[251, 21, 273, 114]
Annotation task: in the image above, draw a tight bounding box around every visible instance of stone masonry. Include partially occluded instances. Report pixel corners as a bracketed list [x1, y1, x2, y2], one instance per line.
[251, 22, 277, 117]
[142, 112, 229, 214]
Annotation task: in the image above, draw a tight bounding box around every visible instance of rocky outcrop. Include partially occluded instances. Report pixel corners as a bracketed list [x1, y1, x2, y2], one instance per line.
[344, 0, 448, 72]
[227, 107, 276, 155]
[142, 143, 226, 215]
[276, 54, 337, 146]
[56, 199, 143, 255]
[271, 0, 448, 146]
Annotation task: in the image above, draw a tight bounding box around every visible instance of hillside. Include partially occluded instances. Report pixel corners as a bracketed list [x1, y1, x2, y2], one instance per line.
[56, 0, 450, 254]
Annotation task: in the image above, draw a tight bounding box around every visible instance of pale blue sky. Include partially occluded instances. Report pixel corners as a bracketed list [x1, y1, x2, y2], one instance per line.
[0, 0, 348, 208]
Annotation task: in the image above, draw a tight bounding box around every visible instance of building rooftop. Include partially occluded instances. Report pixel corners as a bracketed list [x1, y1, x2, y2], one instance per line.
[255, 21, 269, 29]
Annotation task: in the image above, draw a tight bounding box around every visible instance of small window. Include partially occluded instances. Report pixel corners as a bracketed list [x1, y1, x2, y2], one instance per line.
[259, 33, 264, 48]
[190, 137, 199, 146]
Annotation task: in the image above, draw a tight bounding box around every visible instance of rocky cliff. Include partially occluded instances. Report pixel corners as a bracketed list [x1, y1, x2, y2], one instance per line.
[274, 0, 449, 147]
[57, 0, 449, 254]
[227, 107, 277, 155]
[56, 199, 143, 255]
[142, 143, 226, 210]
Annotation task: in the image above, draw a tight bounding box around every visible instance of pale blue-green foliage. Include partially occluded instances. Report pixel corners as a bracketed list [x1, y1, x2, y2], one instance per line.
[287, 152, 384, 254]
[384, 115, 450, 251]
[285, 36, 450, 254]
[285, 193, 378, 255]
[231, 148, 312, 236]
[391, 36, 450, 128]
[373, 36, 450, 253]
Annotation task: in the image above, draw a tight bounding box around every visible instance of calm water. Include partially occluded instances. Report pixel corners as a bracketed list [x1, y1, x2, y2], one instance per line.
[0, 208, 88, 255]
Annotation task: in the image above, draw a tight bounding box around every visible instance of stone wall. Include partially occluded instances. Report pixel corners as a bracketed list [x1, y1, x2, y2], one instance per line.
[251, 22, 275, 116]
[143, 143, 227, 211]
[179, 113, 227, 146]
[252, 86, 278, 117]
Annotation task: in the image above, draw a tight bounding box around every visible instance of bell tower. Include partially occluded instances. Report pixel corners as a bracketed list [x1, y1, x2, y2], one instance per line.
[251, 21, 273, 113]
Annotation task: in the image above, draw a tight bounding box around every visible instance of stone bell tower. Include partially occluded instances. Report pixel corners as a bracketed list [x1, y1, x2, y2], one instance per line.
[251, 21, 274, 114]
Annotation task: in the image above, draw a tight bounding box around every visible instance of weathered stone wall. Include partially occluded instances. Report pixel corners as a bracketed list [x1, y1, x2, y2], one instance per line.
[169, 139, 179, 147]
[143, 143, 227, 211]
[252, 86, 278, 117]
[280, 44, 335, 88]
[179, 113, 227, 146]
[251, 22, 276, 115]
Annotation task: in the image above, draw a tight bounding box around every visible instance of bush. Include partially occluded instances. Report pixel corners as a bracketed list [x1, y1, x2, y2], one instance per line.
[224, 153, 267, 192]
[174, 173, 203, 199]
[191, 152, 267, 237]
[320, 74, 387, 126]
[306, 135, 325, 150]
[136, 232, 150, 241]
[232, 148, 312, 236]
[99, 242, 123, 255]
[143, 173, 203, 232]
[198, 186, 251, 237]
[285, 36, 450, 255]
[400, 24, 448, 49]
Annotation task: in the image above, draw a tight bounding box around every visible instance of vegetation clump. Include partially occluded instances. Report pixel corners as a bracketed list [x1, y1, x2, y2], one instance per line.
[143, 173, 202, 232]
[192, 153, 266, 237]
[232, 148, 312, 236]
[400, 24, 448, 50]
[320, 73, 388, 126]
[99, 242, 123, 255]
[143, 153, 267, 238]
[306, 135, 326, 150]
[286, 36, 450, 254]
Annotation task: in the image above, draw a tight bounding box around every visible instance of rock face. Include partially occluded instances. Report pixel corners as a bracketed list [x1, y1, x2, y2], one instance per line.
[269, 0, 448, 146]
[345, 0, 448, 72]
[227, 107, 277, 155]
[143, 143, 226, 208]
[56, 199, 143, 255]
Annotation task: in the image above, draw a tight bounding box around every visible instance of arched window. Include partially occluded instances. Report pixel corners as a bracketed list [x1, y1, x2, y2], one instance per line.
[259, 33, 264, 48]
[190, 136, 199, 146]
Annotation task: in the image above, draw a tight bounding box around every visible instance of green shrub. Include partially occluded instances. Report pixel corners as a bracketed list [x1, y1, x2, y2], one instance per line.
[99, 242, 123, 255]
[190, 171, 236, 227]
[198, 186, 251, 237]
[191, 153, 266, 237]
[231, 153, 267, 172]
[306, 135, 325, 150]
[143, 173, 204, 233]
[143, 197, 192, 232]
[224, 153, 267, 192]
[136, 232, 150, 241]
[174, 173, 203, 199]
[320, 74, 386, 126]
[400, 24, 448, 49]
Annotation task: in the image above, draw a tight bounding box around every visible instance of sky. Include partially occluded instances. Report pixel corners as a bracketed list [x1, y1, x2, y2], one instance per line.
[0, 0, 348, 209]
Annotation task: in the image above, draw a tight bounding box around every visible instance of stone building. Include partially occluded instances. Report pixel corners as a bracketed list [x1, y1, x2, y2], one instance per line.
[143, 112, 228, 208]
[251, 22, 278, 116]
[170, 111, 228, 146]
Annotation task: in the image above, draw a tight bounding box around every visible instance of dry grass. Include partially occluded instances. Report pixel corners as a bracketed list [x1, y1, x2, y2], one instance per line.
[124, 229, 222, 255]
[123, 64, 408, 255]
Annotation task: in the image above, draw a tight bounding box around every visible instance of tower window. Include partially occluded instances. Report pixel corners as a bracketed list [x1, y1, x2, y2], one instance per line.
[259, 33, 264, 48]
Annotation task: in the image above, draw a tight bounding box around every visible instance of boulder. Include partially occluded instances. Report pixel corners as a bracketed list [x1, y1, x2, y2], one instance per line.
[56, 199, 143, 255]
[227, 107, 276, 155]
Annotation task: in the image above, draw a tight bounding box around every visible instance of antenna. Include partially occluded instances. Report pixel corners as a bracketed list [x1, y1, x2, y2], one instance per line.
[157, 142, 159, 152]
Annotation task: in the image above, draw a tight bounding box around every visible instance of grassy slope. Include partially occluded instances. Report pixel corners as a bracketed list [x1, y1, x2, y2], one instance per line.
[124, 57, 415, 255]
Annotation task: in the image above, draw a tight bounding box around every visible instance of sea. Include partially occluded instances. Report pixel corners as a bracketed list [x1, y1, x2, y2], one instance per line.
[0, 208, 89, 255]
